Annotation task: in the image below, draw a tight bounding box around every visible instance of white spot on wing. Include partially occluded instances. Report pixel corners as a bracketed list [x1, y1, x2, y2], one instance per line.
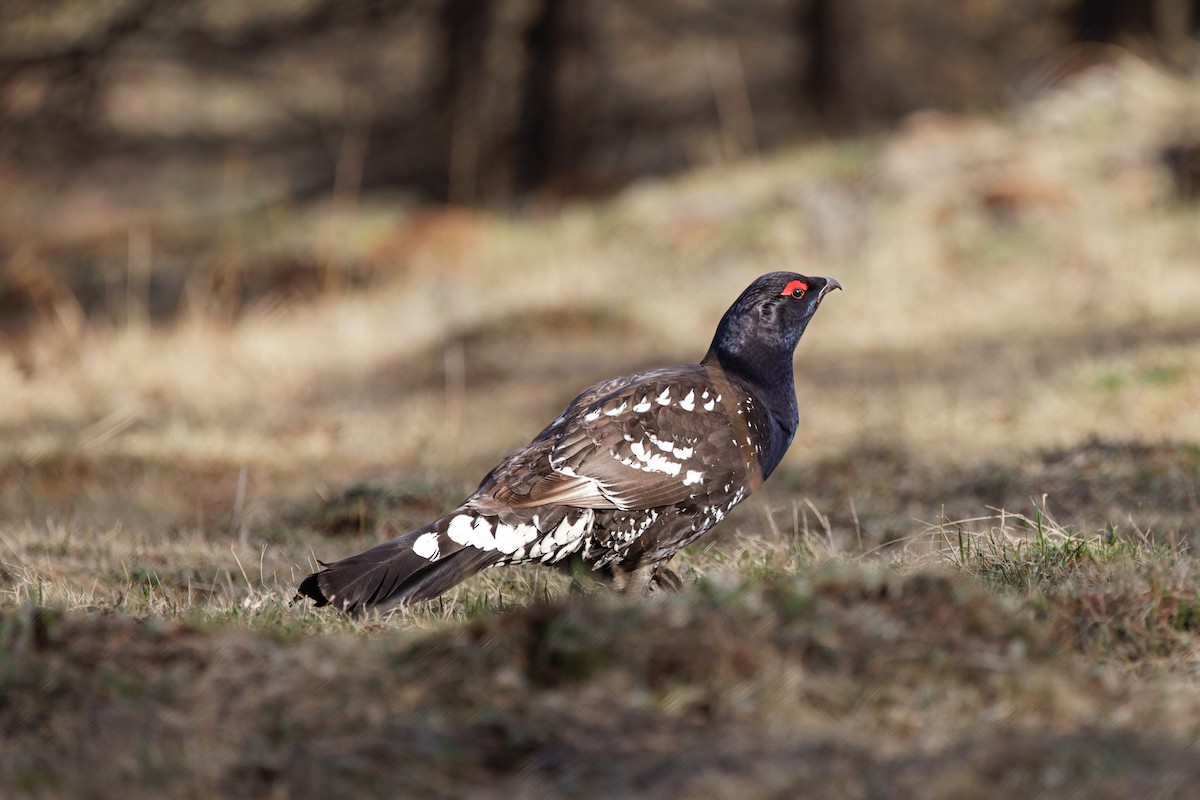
[655, 389, 671, 405]
[644, 452, 680, 476]
[584, 409, 602, 422]
[679, 390, 695, 411]
[632, 396, 652, 413]
[413, 531, 440, 560]
[683, 469, 704, 486]
[551, 515, 580, 544]
[446, 515, 475, 545]
[526, 510, 594, 562]
[703, 398, 716, 411]
[627, 438, 681, 476]
[673, 445, 694, 459]
[650, 434, 674, 452]
[604, 401, 627, 417]
[551, 534, 585, 562]
[494, 523, 537, 554]
[470, 516, 497, 550]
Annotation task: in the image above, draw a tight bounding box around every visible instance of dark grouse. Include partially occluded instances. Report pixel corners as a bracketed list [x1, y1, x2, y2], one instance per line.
[298, 272, 840, 613]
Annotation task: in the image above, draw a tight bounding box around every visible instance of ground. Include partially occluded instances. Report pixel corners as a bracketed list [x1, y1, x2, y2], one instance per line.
[1, 56, 1199, 797]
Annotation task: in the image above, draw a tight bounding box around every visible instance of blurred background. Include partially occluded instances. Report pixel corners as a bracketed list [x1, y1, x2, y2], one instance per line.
[2, 0, 1198, 327]
[1, 0, 1199, 559]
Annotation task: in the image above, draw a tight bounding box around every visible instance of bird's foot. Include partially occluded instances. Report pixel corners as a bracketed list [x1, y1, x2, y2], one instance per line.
[612, 563, 684, 596]
[649, 565, 683, 593]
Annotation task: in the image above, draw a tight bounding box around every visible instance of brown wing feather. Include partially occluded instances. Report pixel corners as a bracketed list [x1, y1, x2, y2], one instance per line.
[488, 366, 750, 513]
[504, 473, 621, 509]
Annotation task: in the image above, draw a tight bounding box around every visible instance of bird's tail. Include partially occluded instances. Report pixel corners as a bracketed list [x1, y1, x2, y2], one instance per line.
[296, 511, 506, 615]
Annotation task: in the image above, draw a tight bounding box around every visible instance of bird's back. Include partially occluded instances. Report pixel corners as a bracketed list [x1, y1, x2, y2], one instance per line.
[469, 361, 776, 571]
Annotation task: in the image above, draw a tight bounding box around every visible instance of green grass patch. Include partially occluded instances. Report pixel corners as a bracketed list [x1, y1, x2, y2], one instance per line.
[938, 505, 1199, 664]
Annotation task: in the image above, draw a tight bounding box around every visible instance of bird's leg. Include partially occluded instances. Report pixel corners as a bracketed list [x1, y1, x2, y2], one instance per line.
[612, 562, 684, 596]
[649, 564, 683, 592]
[612, 564, 655, 596]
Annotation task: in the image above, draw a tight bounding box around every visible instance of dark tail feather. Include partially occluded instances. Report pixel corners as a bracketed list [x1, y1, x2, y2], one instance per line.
[296, 517, 502, 615]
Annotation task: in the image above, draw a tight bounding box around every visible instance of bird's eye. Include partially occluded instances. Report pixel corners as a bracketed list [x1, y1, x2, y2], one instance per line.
[780, 279, 809, 298]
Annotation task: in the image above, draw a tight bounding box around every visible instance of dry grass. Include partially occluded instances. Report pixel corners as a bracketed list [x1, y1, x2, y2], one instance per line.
[2, 55, 1200, 796]
[4, 554, 1200, 797]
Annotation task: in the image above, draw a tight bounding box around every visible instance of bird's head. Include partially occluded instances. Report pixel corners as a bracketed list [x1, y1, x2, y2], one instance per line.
[706, 272, 841, 370]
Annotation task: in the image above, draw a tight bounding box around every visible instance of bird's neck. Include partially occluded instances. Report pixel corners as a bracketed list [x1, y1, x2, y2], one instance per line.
[703, 347, 799, 475]
[705, 345, 798, 414]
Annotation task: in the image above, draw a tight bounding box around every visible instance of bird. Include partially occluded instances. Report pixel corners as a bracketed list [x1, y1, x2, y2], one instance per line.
[297, 272, 841, 614]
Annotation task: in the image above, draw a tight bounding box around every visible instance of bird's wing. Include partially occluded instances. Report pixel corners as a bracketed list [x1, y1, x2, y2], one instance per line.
[490, 366, 750, 512]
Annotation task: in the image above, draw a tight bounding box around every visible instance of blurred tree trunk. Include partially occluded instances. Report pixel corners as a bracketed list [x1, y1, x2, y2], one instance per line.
[1073, 0, 1198, 64]
[438, 0, 492, 204]
[1073, 0, 1154, 41]
[799, 0, 870, 130]
[516, 0, 598, 196]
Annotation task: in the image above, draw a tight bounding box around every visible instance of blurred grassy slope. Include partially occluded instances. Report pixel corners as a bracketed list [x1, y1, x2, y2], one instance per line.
[1, 56, 1199, 797]
[3, 57, 1198, 525]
